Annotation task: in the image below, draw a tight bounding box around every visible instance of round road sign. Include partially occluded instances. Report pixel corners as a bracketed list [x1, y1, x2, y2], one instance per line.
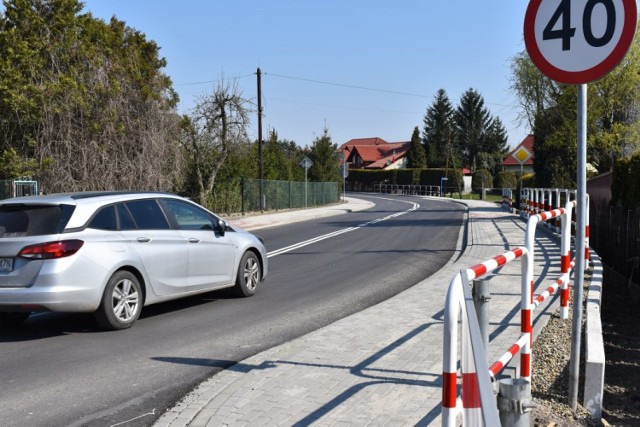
[524, 0, 637, 84]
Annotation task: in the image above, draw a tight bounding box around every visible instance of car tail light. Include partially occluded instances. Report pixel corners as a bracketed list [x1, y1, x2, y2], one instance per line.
[18, 240, 84, 259]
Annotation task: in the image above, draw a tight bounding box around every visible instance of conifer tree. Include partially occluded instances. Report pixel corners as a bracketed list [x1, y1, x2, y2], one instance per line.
[406, 126, 427, 168]
[423, 89, 454, 168]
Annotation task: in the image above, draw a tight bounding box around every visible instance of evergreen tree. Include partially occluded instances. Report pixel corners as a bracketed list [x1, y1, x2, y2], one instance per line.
[406, 126, 427, 168]
[481, 116, 509, 176]
[263, 130, 289, 180]
[309, 128, 340, 182]
[261, 129, 304, 181]
[423, 89, 454, 168]
[454, 88, 491, 171]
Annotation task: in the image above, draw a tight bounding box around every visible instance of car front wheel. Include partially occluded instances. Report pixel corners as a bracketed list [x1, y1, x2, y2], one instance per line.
[234, 251, 261, 297]
[95, 271, 142, 330]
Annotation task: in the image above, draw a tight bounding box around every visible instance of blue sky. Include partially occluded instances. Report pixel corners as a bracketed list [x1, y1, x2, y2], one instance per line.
[80, 0, 531, 148]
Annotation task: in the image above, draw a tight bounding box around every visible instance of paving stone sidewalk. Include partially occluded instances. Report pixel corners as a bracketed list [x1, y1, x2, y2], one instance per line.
[155, 198, 563, 426]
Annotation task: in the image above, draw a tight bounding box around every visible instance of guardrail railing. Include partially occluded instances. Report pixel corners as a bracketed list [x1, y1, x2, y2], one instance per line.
[442, 197, 588, 425]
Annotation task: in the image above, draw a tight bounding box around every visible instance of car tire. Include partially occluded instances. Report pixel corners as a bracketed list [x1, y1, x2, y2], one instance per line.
[0, 312, 30, 326]
[95, 271, 142, 330]
[233, 251, 260, 297]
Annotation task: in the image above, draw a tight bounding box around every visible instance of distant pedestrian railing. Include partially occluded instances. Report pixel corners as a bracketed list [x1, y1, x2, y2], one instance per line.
[519, 188, 590, 258]
[373, 184, 440, 196]
[502, 188, 514, 212]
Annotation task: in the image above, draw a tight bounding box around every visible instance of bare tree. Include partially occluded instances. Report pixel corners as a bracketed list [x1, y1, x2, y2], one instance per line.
[182, 79, 251, 204]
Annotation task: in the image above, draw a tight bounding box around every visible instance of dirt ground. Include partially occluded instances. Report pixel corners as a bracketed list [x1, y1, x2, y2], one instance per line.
[599, 267, 640, 425]
[530, 266, 640, 426]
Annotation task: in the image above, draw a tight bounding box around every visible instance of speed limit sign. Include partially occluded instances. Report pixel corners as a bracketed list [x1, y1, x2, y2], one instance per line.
[525, 0, 637, 84]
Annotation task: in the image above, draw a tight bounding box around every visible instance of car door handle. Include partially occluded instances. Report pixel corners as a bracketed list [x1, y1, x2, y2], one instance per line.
[136, 237, 152, 243]
[188, 238, 200, 243]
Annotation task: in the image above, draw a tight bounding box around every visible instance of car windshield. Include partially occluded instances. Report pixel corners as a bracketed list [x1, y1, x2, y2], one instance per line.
[0, 205, 74, 237]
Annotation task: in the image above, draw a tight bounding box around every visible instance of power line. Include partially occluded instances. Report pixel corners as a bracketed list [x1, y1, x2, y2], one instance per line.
[265, 72, 513, 109]
[264, 96, 419, 115]
[265, 72, 432, 99]
[174, 73, 254, 86]
[175, 70, 513, 111]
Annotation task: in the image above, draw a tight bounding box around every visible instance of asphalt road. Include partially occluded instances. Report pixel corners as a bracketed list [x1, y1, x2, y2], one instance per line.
[0, 194, 463, 426]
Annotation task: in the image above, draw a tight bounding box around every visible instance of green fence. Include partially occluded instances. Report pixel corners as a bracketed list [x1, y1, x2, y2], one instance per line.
[242, 178, 339, 213]
[0, 179, 38, 199]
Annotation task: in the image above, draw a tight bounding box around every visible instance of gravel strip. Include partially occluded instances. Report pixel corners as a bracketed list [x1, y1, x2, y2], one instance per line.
[530, 278, 596, 426]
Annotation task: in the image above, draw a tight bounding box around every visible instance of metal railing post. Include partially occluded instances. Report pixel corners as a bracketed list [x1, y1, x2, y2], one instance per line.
[472, 278, 491, 353]
[497, 378, 533, 426]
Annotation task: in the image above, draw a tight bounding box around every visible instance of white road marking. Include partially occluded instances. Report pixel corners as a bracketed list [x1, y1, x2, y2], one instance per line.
[267, 198, 419, 258]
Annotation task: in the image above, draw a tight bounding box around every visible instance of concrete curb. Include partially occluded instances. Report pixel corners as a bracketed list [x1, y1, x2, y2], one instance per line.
[224, 197, 375, 231]
[584, 249, 605, 419]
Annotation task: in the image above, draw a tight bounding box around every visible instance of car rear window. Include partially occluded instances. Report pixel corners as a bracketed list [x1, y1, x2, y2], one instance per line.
[0, 205, 75, 237]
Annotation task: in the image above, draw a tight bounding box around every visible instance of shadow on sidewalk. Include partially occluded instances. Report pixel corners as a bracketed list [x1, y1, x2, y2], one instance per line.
[153, 321, 446, 425]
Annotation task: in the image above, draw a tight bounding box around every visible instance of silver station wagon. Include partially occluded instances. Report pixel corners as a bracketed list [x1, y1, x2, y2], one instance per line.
[0, 192, 268, 330]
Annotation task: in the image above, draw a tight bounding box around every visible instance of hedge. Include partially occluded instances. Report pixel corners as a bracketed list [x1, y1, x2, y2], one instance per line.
[497, 171, 517, 189]
[471, 169, 493, 192]
[612, 154, 640, 208]
[346, 168, 464, 190]
[521, 172, 536, 188]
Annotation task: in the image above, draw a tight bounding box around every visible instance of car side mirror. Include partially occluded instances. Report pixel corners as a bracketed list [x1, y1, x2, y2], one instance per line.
[216, 219, 227, 236]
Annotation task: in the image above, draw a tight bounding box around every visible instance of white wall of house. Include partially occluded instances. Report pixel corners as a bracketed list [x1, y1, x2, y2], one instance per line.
[463, 176, 472, 194]
[384, 157, 408, 170]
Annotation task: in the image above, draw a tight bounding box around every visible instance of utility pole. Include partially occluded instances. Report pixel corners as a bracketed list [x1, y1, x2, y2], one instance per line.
[444, 132, 450, 197]
[257, 68, 264, 210]
[444, 129, 462, 198]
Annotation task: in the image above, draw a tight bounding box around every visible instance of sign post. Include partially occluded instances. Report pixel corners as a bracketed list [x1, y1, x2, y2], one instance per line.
[338, 156, 348, 203]
[524, 0, 637, 410]
[513, 145, 533, 192]
[299, 156, 313, 208]
[440, 177, 448, 197]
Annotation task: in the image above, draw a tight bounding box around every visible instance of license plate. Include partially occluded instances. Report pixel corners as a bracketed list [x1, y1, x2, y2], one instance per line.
[0, 258, 13, 272]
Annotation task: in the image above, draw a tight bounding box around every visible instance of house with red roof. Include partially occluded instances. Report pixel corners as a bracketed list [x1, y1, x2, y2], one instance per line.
[503, 134, 535, 174]
[339, 137, 411, 170]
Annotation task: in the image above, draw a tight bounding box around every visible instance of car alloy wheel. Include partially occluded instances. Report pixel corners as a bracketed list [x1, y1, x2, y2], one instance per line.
[111, 277, 140, 322]
[234, 252, 260, 297]
[95, 270, 143, 330]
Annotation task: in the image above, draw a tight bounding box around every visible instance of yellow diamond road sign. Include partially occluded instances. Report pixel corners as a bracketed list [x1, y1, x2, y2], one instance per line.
[513, 146, 532, 165]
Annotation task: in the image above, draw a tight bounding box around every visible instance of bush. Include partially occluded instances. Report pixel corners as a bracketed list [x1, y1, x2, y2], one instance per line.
[612, 154, 640, 208]
[497, 171, 517, 189]
[521, 172, 536, 188]
[472, 169, 493, 192]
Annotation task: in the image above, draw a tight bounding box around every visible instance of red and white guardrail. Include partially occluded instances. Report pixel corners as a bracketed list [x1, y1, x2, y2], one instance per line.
[442, 193, 588, 425]
[442, 247, 531, 425]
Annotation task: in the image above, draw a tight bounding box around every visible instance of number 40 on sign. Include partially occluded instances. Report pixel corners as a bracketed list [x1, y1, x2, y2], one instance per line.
[524, 0, 637, 84]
